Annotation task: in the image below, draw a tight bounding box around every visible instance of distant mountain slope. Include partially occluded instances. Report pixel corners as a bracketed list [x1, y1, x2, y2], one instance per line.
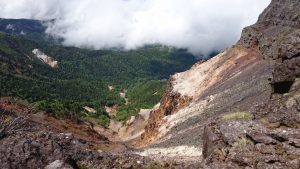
[0, 18, 57, 42]
[0, 23, 197, 125]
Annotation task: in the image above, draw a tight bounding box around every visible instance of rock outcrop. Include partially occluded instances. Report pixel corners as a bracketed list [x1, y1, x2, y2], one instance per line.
[140, 79, 192, 146]
[202, 0, 300, 168]
[139, 0, 300, 167]
[32, 49, 58, 68]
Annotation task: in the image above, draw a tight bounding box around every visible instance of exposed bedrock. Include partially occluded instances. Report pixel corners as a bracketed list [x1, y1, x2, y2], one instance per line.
[139, 0, 300, 167]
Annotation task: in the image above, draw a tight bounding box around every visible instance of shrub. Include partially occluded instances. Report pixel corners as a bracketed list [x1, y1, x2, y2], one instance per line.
[223, 112, 253, 121]
[237, 138, 252, 146]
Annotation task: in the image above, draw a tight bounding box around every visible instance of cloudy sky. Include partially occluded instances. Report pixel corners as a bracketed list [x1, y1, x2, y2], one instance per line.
[0, 0, 271, 56]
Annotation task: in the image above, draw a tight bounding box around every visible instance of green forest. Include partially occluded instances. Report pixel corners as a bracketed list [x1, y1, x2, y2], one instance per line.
[0, 20, 197, 126]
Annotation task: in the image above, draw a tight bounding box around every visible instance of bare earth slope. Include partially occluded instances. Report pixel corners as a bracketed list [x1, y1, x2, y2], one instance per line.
[139, 0, 300, 168]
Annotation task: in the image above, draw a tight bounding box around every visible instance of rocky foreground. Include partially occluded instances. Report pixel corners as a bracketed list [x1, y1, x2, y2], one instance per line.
[0, 98, 144, 169]
[0, 98, 200, 168]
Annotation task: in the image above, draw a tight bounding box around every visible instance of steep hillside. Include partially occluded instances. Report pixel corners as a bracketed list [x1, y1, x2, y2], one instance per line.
[138, 0, 300, 168]
[0, 18, 56, 43]
[0, 30, 197, 125]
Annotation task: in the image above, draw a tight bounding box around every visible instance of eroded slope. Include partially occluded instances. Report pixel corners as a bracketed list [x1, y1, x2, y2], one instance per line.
[138, 0, 300, 167]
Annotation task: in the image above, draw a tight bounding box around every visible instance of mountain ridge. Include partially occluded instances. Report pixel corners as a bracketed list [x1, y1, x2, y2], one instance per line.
[135, 0, 300, 168]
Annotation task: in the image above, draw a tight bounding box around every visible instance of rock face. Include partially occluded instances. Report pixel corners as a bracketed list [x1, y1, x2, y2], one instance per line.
[201, 0, 300, 168]
[139, 0, 300, 167]
[32, 49, 58, 68]
[140, 78, 192, 146]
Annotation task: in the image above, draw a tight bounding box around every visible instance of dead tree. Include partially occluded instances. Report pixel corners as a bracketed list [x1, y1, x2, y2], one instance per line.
[0, 109, 26, 139]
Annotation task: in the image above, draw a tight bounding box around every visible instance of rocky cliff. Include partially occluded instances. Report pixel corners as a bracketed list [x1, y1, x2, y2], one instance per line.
[139, 0, 300, 168]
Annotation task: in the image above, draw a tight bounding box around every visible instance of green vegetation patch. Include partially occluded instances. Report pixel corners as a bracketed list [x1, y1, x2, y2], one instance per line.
[223, 112, 253, 121]
[115, 80, 167, 121]
[237, 137, 253, 146]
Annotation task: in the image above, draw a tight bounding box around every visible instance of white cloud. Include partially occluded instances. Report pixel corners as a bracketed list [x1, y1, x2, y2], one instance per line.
[0, 0, 271, 56]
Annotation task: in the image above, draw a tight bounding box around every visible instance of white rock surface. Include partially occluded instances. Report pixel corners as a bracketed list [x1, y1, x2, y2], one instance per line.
[32, 49, 58, 68]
